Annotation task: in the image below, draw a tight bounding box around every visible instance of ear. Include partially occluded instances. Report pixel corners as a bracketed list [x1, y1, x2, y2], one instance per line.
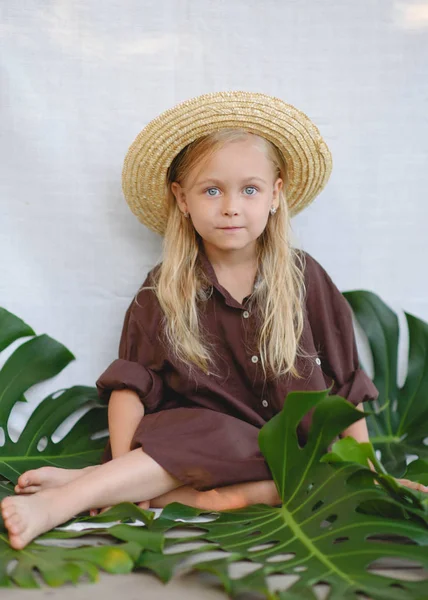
[272, 177, 283, 209]
[171, 182, 189, 214]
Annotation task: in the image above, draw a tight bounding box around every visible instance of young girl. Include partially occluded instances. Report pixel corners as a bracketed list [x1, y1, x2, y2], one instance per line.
[2, 91, 426, 551]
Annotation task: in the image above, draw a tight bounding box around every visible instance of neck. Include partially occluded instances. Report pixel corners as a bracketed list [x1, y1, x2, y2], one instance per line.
[201, 241, 258, 272]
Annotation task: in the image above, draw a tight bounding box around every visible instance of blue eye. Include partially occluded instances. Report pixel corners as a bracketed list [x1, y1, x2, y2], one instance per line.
[244, 186, 257, 195]
[204, 186, 258, 197]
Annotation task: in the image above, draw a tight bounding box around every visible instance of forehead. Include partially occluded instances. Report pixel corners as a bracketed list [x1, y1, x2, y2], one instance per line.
[190, 137, 274, 184]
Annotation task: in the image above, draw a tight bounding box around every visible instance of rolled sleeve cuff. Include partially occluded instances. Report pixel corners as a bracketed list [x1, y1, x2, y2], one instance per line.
[95, 359, 162, 412]
[332, 367, 379, 406]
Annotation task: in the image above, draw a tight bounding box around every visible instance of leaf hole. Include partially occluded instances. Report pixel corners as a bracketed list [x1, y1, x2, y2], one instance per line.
[320, 514, 337, 528]
[164, 540, 208, 554]
[333, 536, 349, 544]
[244, 529, 262, 538]
[305, 482, 314, 494]
[248, 542, 277, 552]
[312, 582, 331, 600]
[405, 454, 419, 464]
[0, 427, 5, 447]
[423, 437, 428, 446]
[366, 533, 417, 545]
[266, 552, 295, 563]
[164, 526, 207, 539]
[293, 565, 307, 572]
[228, 560, 263, 580]
[37, 436, 48, 452]
[51, 390, 65, 400]
[312, 500, 324, 512]
[177, 548, 233, 570]
[90, 429, 109, 441]
[392, 398, 398, 412]
[6, 559, 18, 575]
[50, 405, 93, 443]
[266, 573, 300, 593]
[369, 556, 427, 571]
[369, 557, 428, 582]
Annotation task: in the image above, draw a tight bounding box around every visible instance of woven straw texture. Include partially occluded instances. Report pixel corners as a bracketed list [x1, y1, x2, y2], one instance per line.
[122, 91, 333, 235]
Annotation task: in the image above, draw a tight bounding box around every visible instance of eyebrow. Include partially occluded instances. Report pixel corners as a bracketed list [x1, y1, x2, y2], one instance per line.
[196, 177, 268, 186]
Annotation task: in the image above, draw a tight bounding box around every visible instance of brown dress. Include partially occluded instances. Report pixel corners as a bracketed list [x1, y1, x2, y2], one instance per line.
[95, 248, 379, 491]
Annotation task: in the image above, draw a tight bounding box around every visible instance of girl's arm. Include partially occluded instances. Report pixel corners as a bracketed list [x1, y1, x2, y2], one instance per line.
[340, 402, 369, 443]
[108, 389, 145, 459]
[341, 403, 428, 493]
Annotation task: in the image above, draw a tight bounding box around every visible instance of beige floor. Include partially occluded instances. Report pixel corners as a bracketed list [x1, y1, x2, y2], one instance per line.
[5, 565, 428, 600]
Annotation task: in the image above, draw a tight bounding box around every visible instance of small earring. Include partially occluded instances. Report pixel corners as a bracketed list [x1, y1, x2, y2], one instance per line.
[182, 211, 190, 218]
[270, 206, 277, 215]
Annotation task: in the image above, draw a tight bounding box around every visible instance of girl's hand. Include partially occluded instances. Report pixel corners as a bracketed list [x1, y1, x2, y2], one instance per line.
[89, 499, 150, 517]
[395, 478, 428, 493]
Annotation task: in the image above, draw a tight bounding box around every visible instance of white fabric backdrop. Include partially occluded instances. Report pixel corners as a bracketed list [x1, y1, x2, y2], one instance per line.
[1, 0, 427, 441]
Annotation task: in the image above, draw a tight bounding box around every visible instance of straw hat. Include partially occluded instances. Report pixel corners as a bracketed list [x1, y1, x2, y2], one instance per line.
[122, 91, 333, 236]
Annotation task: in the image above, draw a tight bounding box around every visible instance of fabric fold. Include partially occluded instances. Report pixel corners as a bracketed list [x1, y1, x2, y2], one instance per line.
[331, 366, 378, 407]
[95, 358, 163, 412]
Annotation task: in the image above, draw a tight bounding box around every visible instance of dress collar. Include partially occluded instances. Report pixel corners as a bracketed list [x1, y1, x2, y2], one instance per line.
[197, 244, 261, 309]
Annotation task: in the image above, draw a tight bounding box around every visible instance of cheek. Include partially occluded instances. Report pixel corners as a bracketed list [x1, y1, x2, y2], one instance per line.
[188, 208, 214, 236]
[249, 204, 270, 225]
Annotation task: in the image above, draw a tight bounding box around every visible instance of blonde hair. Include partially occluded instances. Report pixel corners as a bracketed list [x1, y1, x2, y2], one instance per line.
[138, 128, 316, 382]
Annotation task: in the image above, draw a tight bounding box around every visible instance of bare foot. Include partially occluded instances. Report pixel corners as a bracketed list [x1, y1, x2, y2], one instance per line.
[1, 488, 75, 550]
[15, 465, 99, 495]
[89, 499, 151, 517]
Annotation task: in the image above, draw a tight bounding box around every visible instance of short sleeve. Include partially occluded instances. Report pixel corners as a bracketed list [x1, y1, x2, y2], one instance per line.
[95, 298, 164, 414]
[302, 250, 379, 407]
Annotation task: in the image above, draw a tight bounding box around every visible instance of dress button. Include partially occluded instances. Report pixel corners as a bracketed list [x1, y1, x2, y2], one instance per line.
[262, 399, 268, 407]
[243, 311, 250, 318]
[315, 358, 321, 365]
[251, 355, 259, 363]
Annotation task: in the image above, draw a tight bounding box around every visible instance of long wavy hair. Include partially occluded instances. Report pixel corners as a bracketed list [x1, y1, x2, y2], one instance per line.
[138, 128, 316, 382]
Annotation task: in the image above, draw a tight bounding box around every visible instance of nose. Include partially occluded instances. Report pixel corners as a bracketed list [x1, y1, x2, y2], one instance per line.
[221, 193, 240, 216]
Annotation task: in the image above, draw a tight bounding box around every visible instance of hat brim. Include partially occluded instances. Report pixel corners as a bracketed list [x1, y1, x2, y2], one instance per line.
[122, 91, 333, 236]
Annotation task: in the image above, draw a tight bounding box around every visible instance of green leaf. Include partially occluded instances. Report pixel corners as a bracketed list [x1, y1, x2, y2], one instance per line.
[343, 290, 428, 476]
[0, 386, 108, 482]
[403, 459, 428, 487]
[0, 308, 36, 353]
[126, 393, 428, 598]
[0, 310, 108, 481]
[0, 535, 140, 588]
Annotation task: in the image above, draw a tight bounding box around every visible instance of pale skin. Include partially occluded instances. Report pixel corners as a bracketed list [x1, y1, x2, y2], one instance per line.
[2, 136, 427, 550]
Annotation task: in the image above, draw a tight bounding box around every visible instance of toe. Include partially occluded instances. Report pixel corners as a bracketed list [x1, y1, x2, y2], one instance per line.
[1, 498, 17, 517]
[18, 472, 31, 487]
[16, 485, 40, 495]
[8, 533, 26, 550]
[2, 496, 15, 507]
[6, 515, 25, 535]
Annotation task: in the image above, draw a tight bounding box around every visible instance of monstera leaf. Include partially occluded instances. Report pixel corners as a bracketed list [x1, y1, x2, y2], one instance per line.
[1, 303, 428, 596]
[343, 291, 428, 477]
[0, 308, 108, 482]
[126, 391, 428, 599]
